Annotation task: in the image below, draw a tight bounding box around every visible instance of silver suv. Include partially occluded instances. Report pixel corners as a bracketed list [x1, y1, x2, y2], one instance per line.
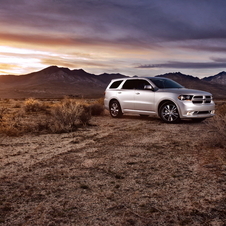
[104, 77, 215, 123]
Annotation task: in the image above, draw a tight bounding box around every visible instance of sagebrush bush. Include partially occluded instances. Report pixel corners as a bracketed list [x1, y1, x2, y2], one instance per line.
[216, 102, 226, 115]
[50, 100, 78, 133]
[205, 115, 226, 148]
[0, 111, 25, 136]
[50, 98, 91, 133]
[90, 103, 104, 116]
[76, 104, 91, 125]
[95, 98, 104, 105]
[203, 102, 226, 149]
[0, 107, 8, 122]
[0, 98, 104, 136]
[23, 98, 48, 113]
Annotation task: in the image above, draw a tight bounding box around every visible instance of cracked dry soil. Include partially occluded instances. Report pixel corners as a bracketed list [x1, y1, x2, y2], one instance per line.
[0, 115, 226, 225]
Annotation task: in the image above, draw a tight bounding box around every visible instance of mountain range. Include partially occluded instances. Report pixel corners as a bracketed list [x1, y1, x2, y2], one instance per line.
[0, 66, 225, 99]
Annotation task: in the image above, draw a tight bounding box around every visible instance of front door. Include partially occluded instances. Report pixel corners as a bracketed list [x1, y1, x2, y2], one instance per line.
[133, 79, 155, 112]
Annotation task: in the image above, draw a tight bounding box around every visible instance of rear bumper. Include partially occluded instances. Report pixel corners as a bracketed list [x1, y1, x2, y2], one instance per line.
[104, 98, 109, 110]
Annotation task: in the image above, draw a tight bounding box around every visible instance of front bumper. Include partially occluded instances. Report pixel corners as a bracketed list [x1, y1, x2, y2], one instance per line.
[178, 101, 215, 119]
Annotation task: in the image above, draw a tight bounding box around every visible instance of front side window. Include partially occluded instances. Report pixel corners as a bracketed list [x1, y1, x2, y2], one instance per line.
[136, 80, 150, 90]
[148, 78, 183, 89]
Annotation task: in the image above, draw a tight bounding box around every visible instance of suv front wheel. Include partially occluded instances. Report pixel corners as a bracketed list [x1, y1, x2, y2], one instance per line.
[109, 100, 123, 118]
[159, 101, 180, 123]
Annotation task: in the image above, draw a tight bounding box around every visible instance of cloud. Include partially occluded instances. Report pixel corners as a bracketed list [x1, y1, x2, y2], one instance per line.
[41, 57, 112, 70]
[0, 62, 26, 75]
[1, 0, 226, 45]
[1, 0, 226, 77]
[0, 27, 148, 48]
[177, 40, 226, 53]
[137, 61, 226, 69]
[0, 32, 81, 47]
[0, 63, 18, 70]
[211, 57, 226, 63]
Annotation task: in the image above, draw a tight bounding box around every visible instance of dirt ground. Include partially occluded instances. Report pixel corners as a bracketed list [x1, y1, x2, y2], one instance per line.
[0, 114, 226, 225]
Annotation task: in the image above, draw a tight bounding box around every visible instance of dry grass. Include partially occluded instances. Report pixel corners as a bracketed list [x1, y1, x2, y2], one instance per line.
[198, 101, 226, 167]
[23, 98, 48, 113]
[0, 107, 8, 122]
[216, 101, 226, 115]
[0, 98, 104, 136]
[204, 102, 226, 148]
[90, 103, 105, 116]
[50, 98, 91, 133]
[205, 114, 226, 148]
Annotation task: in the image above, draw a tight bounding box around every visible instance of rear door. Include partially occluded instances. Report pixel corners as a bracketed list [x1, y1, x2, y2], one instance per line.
[119, 79, 139, 110]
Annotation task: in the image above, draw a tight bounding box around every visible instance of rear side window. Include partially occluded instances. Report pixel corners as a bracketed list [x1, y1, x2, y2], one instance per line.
[122, 80, 139, 89]
[109, 80, 123, 89]
[122, 79, 150, 90]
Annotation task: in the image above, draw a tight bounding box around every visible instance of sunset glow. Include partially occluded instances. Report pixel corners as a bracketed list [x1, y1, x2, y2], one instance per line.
[1, 0, 226, 78]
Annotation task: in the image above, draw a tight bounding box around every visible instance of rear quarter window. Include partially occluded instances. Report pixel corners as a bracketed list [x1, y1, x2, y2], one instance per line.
[109, 80, 123, 89]
[122, 80, 138, 89]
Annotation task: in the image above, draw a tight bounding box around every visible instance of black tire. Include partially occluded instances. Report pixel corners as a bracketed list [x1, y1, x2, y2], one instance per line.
[159, 101, 180, 123]
[109, 100, 123, 118]
[192, 118, 206, 123]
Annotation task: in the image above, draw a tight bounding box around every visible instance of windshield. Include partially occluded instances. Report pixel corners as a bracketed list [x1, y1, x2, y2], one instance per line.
[148, 77, 184, 89]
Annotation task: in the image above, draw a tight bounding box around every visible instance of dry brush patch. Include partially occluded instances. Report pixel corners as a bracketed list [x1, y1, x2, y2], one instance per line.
[50, 98, 91, 133]
[0, 98, 104, 136]
[198, 101, 226, 168]
[23, 98, 49, 113]
[0, 100, 226, 225]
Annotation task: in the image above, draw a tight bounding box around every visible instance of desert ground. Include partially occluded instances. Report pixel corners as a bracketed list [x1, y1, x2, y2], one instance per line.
[0, 99, 226, 226]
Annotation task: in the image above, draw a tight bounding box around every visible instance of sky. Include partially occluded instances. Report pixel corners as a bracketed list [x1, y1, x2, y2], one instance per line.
[1, 0, 226, 78]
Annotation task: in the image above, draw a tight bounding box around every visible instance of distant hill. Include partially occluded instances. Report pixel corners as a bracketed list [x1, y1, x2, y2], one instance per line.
[0, 66, 127, 98]
[98, 73, 127, 83]
[202, 71, 226, 85]
[0, 66, 225, 99]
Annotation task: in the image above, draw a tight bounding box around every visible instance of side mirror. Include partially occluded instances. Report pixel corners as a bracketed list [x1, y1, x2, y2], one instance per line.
[144, 85, 154, 90]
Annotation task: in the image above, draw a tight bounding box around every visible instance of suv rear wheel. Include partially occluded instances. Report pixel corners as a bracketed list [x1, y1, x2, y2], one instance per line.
[159, 101, 180, 123]
[110, 100, 123, 118]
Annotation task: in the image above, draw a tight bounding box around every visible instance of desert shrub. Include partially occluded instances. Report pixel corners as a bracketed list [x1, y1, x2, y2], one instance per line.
[3, 99, 10, 104]
[0, 111, 25, 136]
[89, 103, 105, 116]
[23, 98, 48, 113]
[50, 99, 78, 132]
[50, 98, 91, 133]
[24, 117, 51, 134]
[216, 102, 226, 115]
[13, 102, 21, 108]
[0, 111, 52, 136]
[0, 98, 96, 136]
[198, 102, 226, 167]
[202, 102, 226, 152]
[205, 114, 226, 149]
[95, 97, 104, 105]
[197, 113, 226, 167]
[11, 100, 22, 108]
[76, 104, 91, 125]
[0, 107, 8, 122]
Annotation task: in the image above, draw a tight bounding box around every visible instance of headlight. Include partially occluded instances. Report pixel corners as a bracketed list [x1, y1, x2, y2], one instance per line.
[178, 95, 193, 101]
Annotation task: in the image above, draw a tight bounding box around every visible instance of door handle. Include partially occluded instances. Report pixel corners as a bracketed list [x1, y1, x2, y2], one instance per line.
[118, 92, 121, 94]
[136, 92, 140, 95]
